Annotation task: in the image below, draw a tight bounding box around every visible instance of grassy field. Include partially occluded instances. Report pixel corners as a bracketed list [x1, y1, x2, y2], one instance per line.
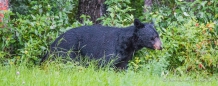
[0, 63, 217, 86]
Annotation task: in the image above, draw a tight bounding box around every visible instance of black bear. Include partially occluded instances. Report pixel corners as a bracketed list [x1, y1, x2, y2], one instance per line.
[41, 19, 162, 69]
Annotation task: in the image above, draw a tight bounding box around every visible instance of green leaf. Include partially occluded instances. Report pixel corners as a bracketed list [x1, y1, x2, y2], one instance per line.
[183, 12, 190, 16]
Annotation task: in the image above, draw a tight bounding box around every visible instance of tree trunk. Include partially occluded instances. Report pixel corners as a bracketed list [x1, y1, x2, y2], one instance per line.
[144, 0, 152, 13]
[77, 0, 106, 24]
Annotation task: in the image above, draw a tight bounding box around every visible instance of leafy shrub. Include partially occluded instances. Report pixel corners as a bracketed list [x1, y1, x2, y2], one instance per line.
[98, 0, 135, 27]
[133, 0, 218, 75]
[10, 0, 76, 16]
[0, 0, 78, 66]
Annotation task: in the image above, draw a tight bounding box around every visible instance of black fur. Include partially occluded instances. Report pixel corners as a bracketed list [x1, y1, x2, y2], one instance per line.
[41, 19, 162, 69]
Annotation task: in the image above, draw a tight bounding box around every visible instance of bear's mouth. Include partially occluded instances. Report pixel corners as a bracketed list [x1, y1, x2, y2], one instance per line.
[153, 44, 162, 50]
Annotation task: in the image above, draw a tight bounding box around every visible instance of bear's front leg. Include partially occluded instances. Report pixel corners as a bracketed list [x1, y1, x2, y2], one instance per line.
[115, 60, 129, 69]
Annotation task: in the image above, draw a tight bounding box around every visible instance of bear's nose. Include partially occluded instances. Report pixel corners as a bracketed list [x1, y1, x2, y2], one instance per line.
[153, 37, 162, 50]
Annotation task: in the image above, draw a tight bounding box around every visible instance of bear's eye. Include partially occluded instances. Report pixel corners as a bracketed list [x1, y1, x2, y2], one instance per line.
[151, 37, 155, 40]
[151, 36, 157, 41]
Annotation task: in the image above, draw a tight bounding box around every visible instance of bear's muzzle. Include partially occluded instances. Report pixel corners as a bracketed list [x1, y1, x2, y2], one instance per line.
[153, 37, 162, 50]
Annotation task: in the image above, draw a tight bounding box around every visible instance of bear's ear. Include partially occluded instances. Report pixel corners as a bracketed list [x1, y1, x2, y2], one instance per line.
[134, 19, 144, 29]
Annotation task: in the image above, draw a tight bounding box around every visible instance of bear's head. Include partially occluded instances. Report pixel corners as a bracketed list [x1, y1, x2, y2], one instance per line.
[134, 19, 162, 50]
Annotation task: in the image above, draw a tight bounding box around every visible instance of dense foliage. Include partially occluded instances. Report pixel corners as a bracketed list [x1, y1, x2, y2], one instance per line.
[0, 0, 217, 76]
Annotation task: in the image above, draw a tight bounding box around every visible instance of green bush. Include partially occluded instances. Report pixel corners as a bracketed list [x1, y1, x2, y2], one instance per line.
[133, 0, 218, 75]
[1, 0, 78, 65]
[10, 0, 76, 16]
[98, 0, 135, 27]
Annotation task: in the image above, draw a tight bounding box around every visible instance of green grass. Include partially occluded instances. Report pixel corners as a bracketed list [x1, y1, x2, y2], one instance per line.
[0, 63, 217, 86]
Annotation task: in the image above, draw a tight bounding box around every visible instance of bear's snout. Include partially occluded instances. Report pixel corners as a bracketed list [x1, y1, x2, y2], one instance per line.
[153, 38, 162, 50]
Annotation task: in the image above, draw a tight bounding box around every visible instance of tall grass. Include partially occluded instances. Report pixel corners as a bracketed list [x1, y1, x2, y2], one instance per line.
[0, 63, 217, 86]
